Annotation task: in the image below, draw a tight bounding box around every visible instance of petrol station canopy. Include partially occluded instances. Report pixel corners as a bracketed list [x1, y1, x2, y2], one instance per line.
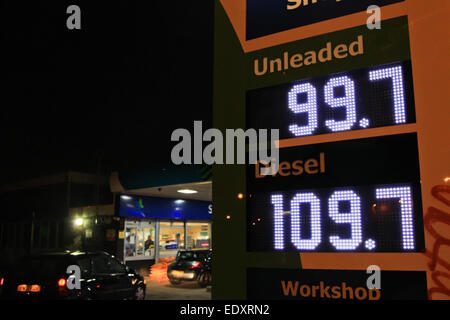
[109, 165, 212, 201]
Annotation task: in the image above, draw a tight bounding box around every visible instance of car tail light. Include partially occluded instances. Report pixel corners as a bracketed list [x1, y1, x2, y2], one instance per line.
[0, 278, 4, 286]
[17, 284, 27, 292]
[58, 278, 69, 297]
[30, 285, 41, 292]
[190, 261, 203, 269]
[17, 284, 41, 292]
[58, 278, 66, 287]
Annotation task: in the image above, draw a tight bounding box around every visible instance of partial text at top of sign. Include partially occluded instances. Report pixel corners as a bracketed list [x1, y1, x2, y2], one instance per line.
[246, 0, 404, 40]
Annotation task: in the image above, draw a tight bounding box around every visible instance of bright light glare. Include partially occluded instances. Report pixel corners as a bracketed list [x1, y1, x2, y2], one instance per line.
[74, 218, 83, 227]
[177, 189, 198, 194]
[58, 278, 66, 287]
[120, 195, 132, 200]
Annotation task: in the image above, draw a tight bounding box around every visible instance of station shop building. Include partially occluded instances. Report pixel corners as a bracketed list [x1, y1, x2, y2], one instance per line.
[109, 165, 212, 274]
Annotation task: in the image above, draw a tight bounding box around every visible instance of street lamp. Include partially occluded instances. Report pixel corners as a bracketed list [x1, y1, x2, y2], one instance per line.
[74, 217, 83, 227]
[73, 217, 86, 251]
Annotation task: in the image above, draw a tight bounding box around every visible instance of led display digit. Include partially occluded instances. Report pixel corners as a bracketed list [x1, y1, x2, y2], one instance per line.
[246, 61, 415, 139]
[247, 183, 425, 252]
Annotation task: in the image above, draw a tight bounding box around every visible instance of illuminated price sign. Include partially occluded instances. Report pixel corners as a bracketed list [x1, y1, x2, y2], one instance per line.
[246, 61, 415, 139]
[249, 183, 424, 252]
[247, 134, 425, 253]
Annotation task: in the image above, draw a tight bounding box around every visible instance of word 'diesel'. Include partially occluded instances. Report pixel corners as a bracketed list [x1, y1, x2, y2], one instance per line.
[255, 153, 325, 178]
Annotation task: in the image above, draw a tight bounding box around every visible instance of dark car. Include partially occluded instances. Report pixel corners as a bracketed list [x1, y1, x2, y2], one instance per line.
[0, 251, 146, 300]
[167, 249, 212, 287]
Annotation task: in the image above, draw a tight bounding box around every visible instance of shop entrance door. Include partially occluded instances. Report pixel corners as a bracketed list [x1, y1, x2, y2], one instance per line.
[124, 220, 156, 261]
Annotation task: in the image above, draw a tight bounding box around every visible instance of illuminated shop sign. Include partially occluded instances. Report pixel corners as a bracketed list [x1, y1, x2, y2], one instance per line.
[247, 61, 415, 140]
[247, 133, 425, 253]
[119, 195, 212, 220]
[246, 0, 404, 40]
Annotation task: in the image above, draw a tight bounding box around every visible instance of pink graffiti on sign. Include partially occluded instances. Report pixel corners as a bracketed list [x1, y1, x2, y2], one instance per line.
[423, 185, 450, 299]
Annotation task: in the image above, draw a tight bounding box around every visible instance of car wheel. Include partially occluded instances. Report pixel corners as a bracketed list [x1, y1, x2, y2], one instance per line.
[169, 277, 181, 285]
[198, 272, 211, 288]
[134, 285, 146, 300]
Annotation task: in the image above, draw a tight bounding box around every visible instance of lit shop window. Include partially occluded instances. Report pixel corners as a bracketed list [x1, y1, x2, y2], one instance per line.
[187, 222, 211, 249]
[125, 220, 155, 259]
[125, 227, 136, 257]
[159, 221, 185, 257]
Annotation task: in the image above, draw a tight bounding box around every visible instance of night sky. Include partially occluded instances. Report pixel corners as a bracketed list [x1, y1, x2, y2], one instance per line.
[0, 1, 213, 183]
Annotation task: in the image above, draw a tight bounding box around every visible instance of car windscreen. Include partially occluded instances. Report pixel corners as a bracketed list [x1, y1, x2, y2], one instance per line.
[176, 251, 208, 261]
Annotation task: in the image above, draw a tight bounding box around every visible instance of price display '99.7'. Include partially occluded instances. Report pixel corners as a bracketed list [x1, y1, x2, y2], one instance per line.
[246, 61, 416, 139]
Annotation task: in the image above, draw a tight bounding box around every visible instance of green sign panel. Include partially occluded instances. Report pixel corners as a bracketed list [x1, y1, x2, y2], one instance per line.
[213, 0, 413, 299]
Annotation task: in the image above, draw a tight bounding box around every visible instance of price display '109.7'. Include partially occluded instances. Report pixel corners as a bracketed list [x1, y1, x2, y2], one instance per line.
[247, 183, 425, 253]
[246, 61, 416, 139]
